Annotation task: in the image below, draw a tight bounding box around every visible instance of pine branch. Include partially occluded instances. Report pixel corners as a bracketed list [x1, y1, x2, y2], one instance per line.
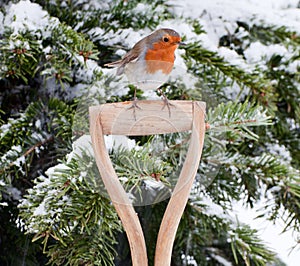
[230, 223, 276, 266]
[268, 174, 300, 233]
[0, 135, 54, 175]
[176, 196, 278, 266]
[0, 98, 74, 183]
[18, 147, 121, 265]
[183, 42, 279, 112]
[237, 22, 300, 46]
[46, 226, 118, 266]
[111, 144, 174, 204]
[207, 101, 272, 140]
[183, 42, 271, 90]
[211, 151, 300, 232]
[0, 33, 43, 83]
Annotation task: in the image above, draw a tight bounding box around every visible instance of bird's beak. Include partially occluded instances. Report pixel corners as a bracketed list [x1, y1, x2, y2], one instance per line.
[177, 41, 186, 46]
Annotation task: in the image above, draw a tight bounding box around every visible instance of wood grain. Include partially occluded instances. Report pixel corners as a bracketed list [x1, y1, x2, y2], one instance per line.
[90, 100, 205, 136]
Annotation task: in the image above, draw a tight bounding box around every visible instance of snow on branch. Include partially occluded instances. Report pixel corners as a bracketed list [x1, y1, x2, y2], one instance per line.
[207, 101, 272, 140]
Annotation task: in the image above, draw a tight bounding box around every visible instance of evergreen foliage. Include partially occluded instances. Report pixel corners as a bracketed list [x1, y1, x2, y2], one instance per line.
[0, 0, 299, 265]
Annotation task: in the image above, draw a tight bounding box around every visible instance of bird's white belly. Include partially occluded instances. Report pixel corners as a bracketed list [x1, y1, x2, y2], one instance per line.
[124, 61, 172, 91]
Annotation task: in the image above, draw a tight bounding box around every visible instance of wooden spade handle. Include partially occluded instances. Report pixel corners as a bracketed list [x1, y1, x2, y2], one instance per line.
[89, 100, 206, 266]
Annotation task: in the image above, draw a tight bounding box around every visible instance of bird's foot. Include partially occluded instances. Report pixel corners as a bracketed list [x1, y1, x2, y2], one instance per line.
[157, 88, 175, 117]
[162, 97, 175, 118]
[127, 97, 141, 120]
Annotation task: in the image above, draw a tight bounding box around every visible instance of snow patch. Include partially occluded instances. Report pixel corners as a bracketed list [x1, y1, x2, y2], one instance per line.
[191, 194, 229, 219]
[208, 248, 233, 266]
[45, 163, 70, 178]
[265, 143, 292, 164]
[4, 0, 59, 37]
[33, 200, 47, 216]
[0, 11, 4, 34]
[104, 135, 136, 151]
[218, 47, 250, 71]
[13, 155, 25, 168]
[244, 42, 289, 66]
[0, 123, 11, 138]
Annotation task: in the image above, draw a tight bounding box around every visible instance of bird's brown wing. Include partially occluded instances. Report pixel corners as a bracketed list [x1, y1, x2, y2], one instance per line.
[104, 53, 137, 75]
[104, 39, 146, 75]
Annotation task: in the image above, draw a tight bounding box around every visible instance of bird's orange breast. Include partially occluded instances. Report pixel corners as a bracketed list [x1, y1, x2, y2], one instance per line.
[145, 43, 178, 74]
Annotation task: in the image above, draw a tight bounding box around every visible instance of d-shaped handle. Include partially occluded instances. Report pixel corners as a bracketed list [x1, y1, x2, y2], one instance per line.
[89, 100, 206, 266]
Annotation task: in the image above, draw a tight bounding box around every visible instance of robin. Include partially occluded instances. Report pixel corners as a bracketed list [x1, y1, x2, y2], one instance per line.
[105, 28, 185, 117]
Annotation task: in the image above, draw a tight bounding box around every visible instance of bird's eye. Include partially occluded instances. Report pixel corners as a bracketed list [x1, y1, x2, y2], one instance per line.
[163, 37, 169, 42]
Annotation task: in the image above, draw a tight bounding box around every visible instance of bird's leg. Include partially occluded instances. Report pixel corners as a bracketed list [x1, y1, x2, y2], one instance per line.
[157, 88, 174, 117]
[127, 87, 141, 120]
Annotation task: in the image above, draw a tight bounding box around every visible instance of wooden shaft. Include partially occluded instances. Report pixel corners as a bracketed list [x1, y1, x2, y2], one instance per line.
[154, 102, 206, 266]
[89, 108, 148, 266]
